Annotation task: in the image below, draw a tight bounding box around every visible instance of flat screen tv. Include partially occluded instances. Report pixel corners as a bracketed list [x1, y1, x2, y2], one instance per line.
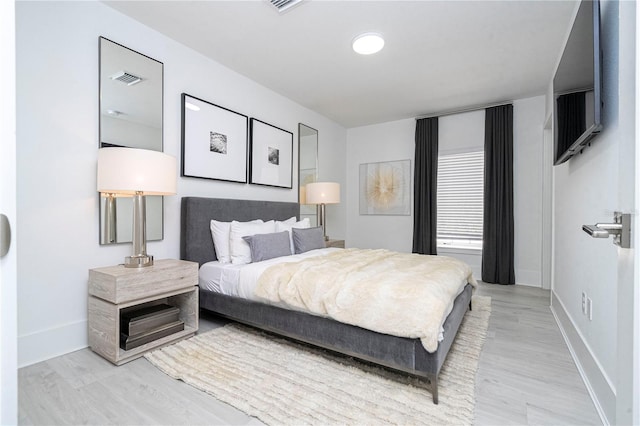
[553, 0, 602, 165]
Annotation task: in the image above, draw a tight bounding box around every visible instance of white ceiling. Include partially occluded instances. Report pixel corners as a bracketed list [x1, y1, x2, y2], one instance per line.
[104, 0, 578, 128]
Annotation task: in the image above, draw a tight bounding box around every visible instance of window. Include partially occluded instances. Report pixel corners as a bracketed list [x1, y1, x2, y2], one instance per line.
[437, 150, 484, 250]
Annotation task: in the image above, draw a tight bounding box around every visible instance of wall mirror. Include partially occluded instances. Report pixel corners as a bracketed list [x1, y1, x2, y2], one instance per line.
[298, 124, 318, 225]
[99, 37, 164, 245]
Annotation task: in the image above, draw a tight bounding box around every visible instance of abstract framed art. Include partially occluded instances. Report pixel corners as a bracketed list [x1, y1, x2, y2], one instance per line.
[181, 93, 248, 183]
[359, 159, 411, 215]
[249, 118, 293, 188]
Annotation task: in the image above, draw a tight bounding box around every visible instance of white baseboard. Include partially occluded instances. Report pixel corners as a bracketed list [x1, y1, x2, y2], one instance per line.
[18, 320, 88, 368]
[550, 291, 614, 425]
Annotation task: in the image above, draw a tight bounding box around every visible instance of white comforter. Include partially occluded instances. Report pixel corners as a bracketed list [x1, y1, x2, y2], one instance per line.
[253, 248, 476, 352]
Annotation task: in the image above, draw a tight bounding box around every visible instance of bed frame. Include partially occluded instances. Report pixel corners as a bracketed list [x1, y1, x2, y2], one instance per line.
[180, 196, 472, 404]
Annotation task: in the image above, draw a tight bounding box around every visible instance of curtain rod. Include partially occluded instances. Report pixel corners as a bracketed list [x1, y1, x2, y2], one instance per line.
[415, 100, 513, 120]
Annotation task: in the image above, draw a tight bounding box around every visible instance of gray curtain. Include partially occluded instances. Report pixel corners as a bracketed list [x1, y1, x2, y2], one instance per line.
[412, 117, 438, 255]
[482, 105, 515, 284]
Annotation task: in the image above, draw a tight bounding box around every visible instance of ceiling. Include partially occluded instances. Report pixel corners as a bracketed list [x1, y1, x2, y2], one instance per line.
[104, 0, 578, 128]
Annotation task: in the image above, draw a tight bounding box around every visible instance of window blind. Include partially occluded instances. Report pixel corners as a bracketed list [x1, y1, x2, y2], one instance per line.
[437, 150, 484, 241]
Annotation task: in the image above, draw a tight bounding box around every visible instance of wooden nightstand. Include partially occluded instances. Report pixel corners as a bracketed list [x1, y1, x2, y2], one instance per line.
[325, 239, 345, 248]
[88, 259, 199, 365]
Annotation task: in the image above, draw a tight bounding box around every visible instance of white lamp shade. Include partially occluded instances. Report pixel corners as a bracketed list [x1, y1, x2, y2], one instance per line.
[306, 182, 340, 204]
[97, 147, 177, 196]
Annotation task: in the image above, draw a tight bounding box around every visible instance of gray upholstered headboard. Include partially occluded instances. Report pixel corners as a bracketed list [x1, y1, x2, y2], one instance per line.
[180, 197, 300, 266]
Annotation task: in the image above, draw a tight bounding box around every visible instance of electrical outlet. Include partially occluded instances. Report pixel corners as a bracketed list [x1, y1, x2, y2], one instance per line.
[582, 292, 587, 315]
[587, 298, 593, 321]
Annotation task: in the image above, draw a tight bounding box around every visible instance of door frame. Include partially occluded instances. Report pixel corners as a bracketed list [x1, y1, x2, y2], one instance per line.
[632, 3, 640, 423]
[0, 0, 18, 423]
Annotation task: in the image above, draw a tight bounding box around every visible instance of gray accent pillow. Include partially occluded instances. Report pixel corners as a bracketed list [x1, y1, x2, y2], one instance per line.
[242, 231, 292, 262]
[292, 227, 325, 254]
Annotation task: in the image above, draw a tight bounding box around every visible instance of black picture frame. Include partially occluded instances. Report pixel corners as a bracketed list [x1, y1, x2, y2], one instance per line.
[249, 118, 293, 189]
[181, 93, 248, 183]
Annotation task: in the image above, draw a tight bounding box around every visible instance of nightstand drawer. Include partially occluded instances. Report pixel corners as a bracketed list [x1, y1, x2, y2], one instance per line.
[89, 259, 198, 304]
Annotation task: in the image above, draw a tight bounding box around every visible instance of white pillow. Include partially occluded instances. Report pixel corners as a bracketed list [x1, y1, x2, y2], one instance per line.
[230, 220, 276, 264]
[277, 216, 297, 226]
[210, 219, 262, 263]
[275, 218, 311, 254]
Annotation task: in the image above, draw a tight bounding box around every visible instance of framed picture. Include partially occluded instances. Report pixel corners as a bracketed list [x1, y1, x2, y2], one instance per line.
[249, 118, 293, 188]
[181, 93, 248, 183]
[359, 159, 411, 215]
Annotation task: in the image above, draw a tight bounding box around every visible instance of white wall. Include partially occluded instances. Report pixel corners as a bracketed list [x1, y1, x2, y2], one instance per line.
[16, 1, 346, 366]
[513, 96, 546, 287]
[439, 110, 484, 154]
[550, 1, 636, 423]
[345, 119, 415, 253]
[345, 96, 545, 286]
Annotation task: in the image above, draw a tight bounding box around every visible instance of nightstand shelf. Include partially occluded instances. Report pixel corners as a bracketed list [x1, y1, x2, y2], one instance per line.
[88, 259, 199, 365]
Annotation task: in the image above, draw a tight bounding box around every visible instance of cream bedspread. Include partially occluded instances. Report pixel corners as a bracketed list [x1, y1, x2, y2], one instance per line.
[254, 248, 477, 352]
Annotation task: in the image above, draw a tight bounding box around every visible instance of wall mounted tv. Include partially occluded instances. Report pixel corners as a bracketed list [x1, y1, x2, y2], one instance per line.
[553, 0, 602, 165]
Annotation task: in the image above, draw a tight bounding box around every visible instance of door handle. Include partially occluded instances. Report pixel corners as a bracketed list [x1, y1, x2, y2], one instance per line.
[0, 213, 10, 257]
[582, 212, 631, 248]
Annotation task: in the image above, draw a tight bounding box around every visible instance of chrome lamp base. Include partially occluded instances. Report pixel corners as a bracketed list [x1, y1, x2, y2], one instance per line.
[318, 203, 329, 241]
[124, 192, 154, 268]
[124, 254, 154, 268]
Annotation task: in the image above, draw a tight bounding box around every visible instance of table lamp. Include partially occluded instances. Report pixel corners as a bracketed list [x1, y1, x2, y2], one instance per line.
[305, 182, 340, 241]
[97, 147, 177, 268]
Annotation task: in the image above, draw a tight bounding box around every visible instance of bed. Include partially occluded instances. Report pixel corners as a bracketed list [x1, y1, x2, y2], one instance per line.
[180, 196, 474, 404]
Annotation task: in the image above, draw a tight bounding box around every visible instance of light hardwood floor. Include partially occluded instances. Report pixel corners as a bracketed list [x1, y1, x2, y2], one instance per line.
[474, 284, 600, 425]
[19, 283, 601, 425]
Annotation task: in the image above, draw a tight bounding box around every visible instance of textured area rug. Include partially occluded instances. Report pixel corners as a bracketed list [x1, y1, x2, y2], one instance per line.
[145, 296, 491, 425]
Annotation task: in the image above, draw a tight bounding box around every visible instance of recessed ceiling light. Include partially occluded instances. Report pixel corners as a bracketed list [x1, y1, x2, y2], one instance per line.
[352, 33, 385, 55]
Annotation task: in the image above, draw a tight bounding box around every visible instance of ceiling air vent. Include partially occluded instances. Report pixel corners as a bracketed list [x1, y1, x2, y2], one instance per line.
[269, 0, 303, 13]
[110, 71, 142, 86]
